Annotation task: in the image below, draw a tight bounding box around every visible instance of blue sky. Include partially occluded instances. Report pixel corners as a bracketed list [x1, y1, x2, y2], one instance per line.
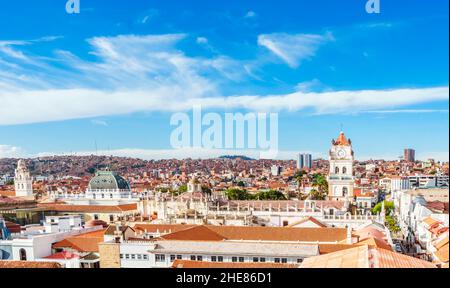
[0, 0, 448, 161]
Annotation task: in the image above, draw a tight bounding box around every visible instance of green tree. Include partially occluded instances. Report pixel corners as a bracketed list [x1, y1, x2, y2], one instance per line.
[372, 201, 395, 215]
[307, 189, 324, 200]
[236, 181, 246, 187]
[178, 185, 188, 193]
[385, 215, 401, 233]
[309, 174, 328, 200]
[225, 188, 253, 200]
[254, 190, 286, 200]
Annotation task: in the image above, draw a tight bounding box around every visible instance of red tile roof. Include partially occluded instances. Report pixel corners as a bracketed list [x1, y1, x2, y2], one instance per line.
[52, 229, 105, 252]
[44, 251, 79, 260]
[288, 217, 328, 228]
[159, 225, 348, 243]
[301, 245, 436, 268]
[334, 132, 350, 146]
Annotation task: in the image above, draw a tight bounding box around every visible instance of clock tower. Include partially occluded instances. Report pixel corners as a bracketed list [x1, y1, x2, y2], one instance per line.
[327, 131, 354, 201]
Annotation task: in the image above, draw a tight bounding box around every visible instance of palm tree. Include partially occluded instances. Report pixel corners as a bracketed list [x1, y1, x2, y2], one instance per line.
[310, 174, 328, 200]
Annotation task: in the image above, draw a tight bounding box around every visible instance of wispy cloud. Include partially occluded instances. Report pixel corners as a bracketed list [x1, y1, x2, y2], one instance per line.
[0, 34, 448, 126]
[244, 11, 257, 18]
[0, 145, 24, 158]
[258, 32, 333, 68]
[364, 109, 449, 114]
[91, 119, 108, 126]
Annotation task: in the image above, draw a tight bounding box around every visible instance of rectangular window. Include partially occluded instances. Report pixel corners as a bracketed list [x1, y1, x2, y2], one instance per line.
[274, 258, 280, 263]
[120, 254, 123, 259]
[196, 256, 203, 261]
[239, 257, 244, 262]
[131, 254, 135, 260]
[232, 257, 237, 262]
[260, 257, 265, 262]
[137, 254, 142, 260]
[125, 254, 130, 259]
[211, 256, 217, 262]
[155, 254, 165, 262]
[170, 255, 176, 261]
[253, 257, 259, 262]
[191, 255, 196, 261]
[281, 258, 287, 263]
[177, 255, 182, 260]
[143, 255, 148, 260]
[218, 256, 223, 262]
[297, 258, 303, 263]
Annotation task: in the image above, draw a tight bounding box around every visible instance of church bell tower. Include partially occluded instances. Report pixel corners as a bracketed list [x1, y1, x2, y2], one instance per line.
[327, 132, 355, 201]
[14, 159, 34, 198]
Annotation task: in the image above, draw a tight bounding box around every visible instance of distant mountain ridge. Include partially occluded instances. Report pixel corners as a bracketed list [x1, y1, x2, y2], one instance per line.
[219, 155, 255, 161]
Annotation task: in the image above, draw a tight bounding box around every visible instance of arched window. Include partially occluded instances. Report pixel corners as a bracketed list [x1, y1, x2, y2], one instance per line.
[342, 187, 348, 197]
[19, 248, 27, 261]
[335, 167, 339, 174]
[342, 167, 347, 174]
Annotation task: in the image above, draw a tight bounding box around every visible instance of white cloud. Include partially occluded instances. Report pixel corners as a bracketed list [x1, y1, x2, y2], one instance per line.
[0, 145, 24, 158]
[1, 86, 448, 125]
[364, 109, 449, 114]
[196, 37, 208, 45]
[91, 119, 108, 126]
[244, 11, 257, 18]
[258, 32, 333, 68]
[0, 34, 448, 125]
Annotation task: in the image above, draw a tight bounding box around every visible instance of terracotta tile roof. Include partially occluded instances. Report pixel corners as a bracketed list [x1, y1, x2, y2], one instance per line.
[375, 247, 436, 268]
[159, 225, 348, 243]
[171, 260, 299, 269]
[422, 216, 441, 228]
[104, 224, 135, 235]
[426, 201, 449, 214]
[433, 237, 449, 263]
[4, 221, 21, 233]
[37, 203, 137, 213]
[318, 244, 357, 254]
[288, 217, 328, 228]
[354, 227, 388, 244]
[357, 237, 392, 251]
[161, 226, 226, 241]
[334, 132, 350, 146]
[0, 260, 61, 268]
[132, 223, 196, 234]
[434, 235, 449, 250]
[301, 245, 436, 268]
[52, 229, 106, 252]
[44, 251, 79, 260]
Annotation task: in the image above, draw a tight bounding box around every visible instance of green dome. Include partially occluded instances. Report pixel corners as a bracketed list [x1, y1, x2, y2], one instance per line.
[88, 170, 130, 190]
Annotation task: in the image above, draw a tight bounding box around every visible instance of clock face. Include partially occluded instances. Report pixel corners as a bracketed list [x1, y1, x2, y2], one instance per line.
[337, 149, 346, 158]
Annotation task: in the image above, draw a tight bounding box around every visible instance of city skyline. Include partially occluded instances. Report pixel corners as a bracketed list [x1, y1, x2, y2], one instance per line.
[0, 0, 449, 161]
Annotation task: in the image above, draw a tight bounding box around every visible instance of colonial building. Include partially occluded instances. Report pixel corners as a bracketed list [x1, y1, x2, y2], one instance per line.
[14, 160, 33, 198]
[327, 132, 355, 202]
[49, 170, 139, 206]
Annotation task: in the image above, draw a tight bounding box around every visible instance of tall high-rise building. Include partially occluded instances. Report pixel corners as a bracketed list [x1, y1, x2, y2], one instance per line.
[297, 153, 313, 170]
[404, 148, 416, 162]
[327, 132, 355, 201]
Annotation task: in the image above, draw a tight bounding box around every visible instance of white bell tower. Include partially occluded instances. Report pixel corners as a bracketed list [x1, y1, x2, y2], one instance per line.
[327, 132, 355, 201]
[14, 160, 34, 197]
